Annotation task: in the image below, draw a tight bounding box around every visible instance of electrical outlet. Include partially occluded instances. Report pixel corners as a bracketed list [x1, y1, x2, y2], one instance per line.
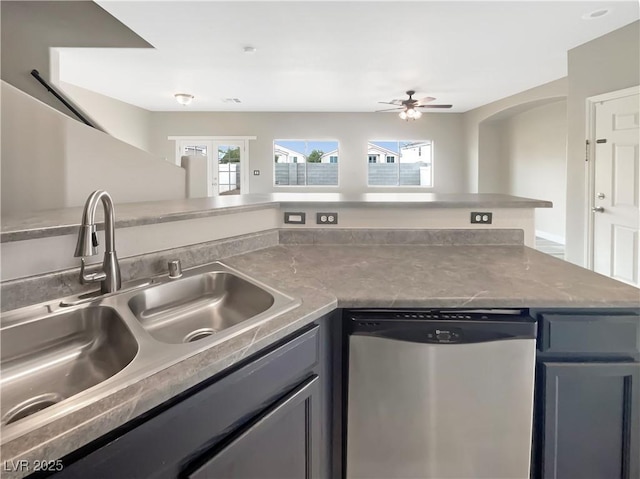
[317, 212, 338, 225]
[284, 212, 305, 224]
[470, 212, 493, 224]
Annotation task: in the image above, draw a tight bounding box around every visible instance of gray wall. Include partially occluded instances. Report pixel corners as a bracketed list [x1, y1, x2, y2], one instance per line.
[149, 112, 466, 194]
[1, 81, 185, 215]
[503, 100, 567, 241]
[464, 78, 568, 193]
[59, 81, 152, 152]
[0, 1, 151, 118]
[565, 20, 640, 266]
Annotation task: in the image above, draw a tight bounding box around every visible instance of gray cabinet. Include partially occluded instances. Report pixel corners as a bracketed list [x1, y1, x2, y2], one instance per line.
[51, 312, 339, 479]
[535, 309, 640, 479]
[541, 362, 639, 479]
[187, 376, 320, 479]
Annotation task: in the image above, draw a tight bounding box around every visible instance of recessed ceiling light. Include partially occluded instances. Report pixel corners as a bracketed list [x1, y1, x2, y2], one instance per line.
[243, 46, 257, 54]
[582, 8, 610, 20]
[174, 93, 194, 106]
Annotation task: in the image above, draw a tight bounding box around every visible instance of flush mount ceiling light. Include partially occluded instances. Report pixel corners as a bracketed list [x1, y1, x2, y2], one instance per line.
[582, 8, 610, 20]
[243, 46, 257, 54]
[174, 93, 194, 106]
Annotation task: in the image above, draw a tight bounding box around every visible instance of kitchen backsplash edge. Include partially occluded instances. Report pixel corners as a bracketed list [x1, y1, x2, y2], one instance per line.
[0, 228, 524, 312]
[0, 229, 279, 312]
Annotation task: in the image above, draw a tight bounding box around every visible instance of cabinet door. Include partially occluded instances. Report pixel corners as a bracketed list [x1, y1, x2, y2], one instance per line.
[186, 375, 320, 479]
[541, 362, 640, 479]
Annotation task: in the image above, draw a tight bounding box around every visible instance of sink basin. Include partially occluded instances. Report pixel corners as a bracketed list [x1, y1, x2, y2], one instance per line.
[0, 306, 138, 426]
[128, 272, 276, 344]
[0, 261, 299, 444]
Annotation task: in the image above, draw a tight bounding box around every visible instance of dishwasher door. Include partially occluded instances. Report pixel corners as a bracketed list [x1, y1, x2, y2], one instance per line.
[346, 316, 537, 479]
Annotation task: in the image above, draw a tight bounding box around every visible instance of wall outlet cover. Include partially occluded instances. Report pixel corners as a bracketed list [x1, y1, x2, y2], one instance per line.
[470, 212, 493, 224]
[316, 212, 338, 225]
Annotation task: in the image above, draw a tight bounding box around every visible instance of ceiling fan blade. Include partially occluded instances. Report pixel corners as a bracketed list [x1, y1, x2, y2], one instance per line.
[416, 96, 436, 105]
[375, 107, 403, 112]
[378, 101, 403, 106]
[419, 104, 453, 109]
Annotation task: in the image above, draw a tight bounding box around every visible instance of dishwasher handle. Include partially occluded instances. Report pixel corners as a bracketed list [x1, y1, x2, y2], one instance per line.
[349, 319, 536, 344]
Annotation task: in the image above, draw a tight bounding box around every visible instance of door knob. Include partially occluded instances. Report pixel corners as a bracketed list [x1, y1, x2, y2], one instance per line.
[592, 207, 605, 213]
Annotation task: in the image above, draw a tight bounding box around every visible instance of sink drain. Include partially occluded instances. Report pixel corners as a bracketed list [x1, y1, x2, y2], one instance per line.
[184, 328, 217, 343]
[2, 393, 64, 425]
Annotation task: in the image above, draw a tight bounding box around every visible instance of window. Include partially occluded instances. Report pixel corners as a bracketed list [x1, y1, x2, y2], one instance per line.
[274, 140, 339, 186]
[367, 140, 433, 187]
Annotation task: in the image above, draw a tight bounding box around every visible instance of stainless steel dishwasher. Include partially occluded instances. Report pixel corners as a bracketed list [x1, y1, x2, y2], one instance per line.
[346, 309, 537, 479]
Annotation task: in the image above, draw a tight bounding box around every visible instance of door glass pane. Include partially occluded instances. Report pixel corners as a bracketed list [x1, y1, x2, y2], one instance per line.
[218, 145, 241, 195]
[182, 144, 208, 157]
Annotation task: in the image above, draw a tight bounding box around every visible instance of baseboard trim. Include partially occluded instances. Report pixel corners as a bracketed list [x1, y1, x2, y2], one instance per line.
[535, 230, 565, 245]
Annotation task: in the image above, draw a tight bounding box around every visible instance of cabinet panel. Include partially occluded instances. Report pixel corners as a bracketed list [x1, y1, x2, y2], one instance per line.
[188, 376, 320, 479]
[55, 325, 320, 479]
[539, 314, 640, 355]
[542, 362, 639, 479]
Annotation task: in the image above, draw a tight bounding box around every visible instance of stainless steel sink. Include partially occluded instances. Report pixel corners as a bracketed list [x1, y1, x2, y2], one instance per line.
[0, 306, 138, 426]
[128, 272, 275, 344]
[0, 261, 300, 444]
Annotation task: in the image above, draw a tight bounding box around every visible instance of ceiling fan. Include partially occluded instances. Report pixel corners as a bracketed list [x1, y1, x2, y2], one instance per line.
[377, 90, 453, 120]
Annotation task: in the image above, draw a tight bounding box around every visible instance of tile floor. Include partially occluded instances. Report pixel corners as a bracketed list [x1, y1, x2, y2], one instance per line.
[535, 237, 565, 260]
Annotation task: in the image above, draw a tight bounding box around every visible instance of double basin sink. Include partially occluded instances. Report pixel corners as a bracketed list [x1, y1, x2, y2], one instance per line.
[0, 262, 300, 444]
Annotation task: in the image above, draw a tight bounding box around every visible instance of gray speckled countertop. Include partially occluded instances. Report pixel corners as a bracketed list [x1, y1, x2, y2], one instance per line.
[1, 243, 637, 476]
[223, 244, 639, 309]
[1, 193, 551, 242]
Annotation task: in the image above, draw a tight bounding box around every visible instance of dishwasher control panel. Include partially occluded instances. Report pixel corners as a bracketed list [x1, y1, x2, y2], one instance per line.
[427, 327, 462, 343]
[347, 309, 537, 344]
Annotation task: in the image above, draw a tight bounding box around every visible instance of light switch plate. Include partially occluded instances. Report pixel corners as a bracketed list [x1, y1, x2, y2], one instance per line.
[284, 212, 305, 224]
[253, 170, 260, 176]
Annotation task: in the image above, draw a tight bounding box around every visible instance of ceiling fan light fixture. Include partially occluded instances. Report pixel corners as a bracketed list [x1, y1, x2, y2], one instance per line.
[414, 110, 422, 119]
[399, 110, 408, 120]
[174, 93, 194, 106]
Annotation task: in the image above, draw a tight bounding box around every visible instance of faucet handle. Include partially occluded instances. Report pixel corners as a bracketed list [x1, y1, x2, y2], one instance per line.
[79, 258, 107, 284]
[168, 259, 183, 279]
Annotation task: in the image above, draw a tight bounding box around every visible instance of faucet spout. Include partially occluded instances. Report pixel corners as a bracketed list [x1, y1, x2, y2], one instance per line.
[74, 190, 121, 294]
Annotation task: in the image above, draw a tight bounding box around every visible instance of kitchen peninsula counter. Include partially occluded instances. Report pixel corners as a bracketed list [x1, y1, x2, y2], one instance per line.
[1, 238, 637, 478]
[1, 193, 552, 242]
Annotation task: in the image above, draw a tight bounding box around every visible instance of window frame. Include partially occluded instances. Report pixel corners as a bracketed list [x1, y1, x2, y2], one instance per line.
[366, 140, 434, 188]
[273, 139, 340, 188]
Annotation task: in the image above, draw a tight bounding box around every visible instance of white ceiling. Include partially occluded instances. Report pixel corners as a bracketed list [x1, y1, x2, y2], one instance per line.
[57, 1, 639, 113]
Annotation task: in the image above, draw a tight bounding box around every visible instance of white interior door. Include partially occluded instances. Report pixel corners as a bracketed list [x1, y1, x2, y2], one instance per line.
[592, 92, 640, 286]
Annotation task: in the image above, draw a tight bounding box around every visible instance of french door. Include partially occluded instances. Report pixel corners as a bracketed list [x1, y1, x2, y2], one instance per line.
[177, 139, 247, 196]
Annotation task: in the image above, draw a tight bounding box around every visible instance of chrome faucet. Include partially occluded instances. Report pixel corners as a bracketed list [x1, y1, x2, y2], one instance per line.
[74, 190, 121, 293]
